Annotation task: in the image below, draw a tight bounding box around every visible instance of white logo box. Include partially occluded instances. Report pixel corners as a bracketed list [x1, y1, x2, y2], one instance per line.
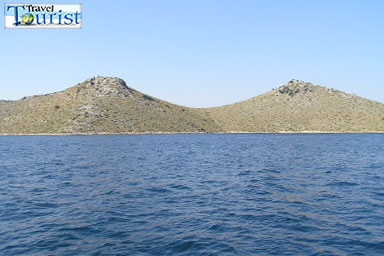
[4, 3, 82, 29]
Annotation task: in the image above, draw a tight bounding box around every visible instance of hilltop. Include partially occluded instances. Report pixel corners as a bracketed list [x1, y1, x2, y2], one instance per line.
[0, 78, 383, 134]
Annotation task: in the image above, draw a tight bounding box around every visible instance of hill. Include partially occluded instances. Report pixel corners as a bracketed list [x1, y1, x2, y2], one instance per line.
[0, 77, 221, 134]
[0, 78, 383, 134]
[204, 80, 384, 132]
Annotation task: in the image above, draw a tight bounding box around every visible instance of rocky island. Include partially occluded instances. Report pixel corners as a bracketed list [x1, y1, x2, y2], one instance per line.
[0, 77, 383, 134]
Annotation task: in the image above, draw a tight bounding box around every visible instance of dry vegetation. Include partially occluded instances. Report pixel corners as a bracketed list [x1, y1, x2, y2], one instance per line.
[204, 80, 384, 132]
[0, 78, 383, 134]
[0, 77, 221, 134]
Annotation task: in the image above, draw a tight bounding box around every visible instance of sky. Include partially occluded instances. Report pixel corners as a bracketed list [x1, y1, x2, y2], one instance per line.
[1, 0, 383, 107]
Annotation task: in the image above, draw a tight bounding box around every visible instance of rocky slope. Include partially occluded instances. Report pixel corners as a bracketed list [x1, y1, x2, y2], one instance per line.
[0, 78, 383, 134]
[204, 80, 384, 132]
[0, 77, 221, 134]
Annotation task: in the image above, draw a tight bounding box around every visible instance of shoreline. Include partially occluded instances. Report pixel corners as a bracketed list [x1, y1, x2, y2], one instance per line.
[1, 131, 384, 136]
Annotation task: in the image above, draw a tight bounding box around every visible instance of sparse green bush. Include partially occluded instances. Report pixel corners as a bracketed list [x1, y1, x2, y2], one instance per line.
[54, 105, 60, 110]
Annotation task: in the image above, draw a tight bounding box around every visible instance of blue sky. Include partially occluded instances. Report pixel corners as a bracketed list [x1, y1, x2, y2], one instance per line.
[1, 0, 383, 107]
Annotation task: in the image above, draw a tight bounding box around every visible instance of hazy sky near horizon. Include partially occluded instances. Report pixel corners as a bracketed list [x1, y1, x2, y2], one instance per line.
[1, 0, 383, 107]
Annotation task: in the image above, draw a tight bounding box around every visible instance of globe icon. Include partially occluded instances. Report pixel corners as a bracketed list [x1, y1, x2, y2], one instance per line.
[21, 13, 34, 25]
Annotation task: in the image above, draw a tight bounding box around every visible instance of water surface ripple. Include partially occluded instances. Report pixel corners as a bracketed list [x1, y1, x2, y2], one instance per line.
[1, 134, 384, 255]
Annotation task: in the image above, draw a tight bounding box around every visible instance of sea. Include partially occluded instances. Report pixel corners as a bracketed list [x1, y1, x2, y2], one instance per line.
[1, 134, 384, 255]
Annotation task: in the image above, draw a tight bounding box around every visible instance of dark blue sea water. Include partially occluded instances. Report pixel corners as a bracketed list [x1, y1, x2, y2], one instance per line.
[1, 134, 384, 255]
